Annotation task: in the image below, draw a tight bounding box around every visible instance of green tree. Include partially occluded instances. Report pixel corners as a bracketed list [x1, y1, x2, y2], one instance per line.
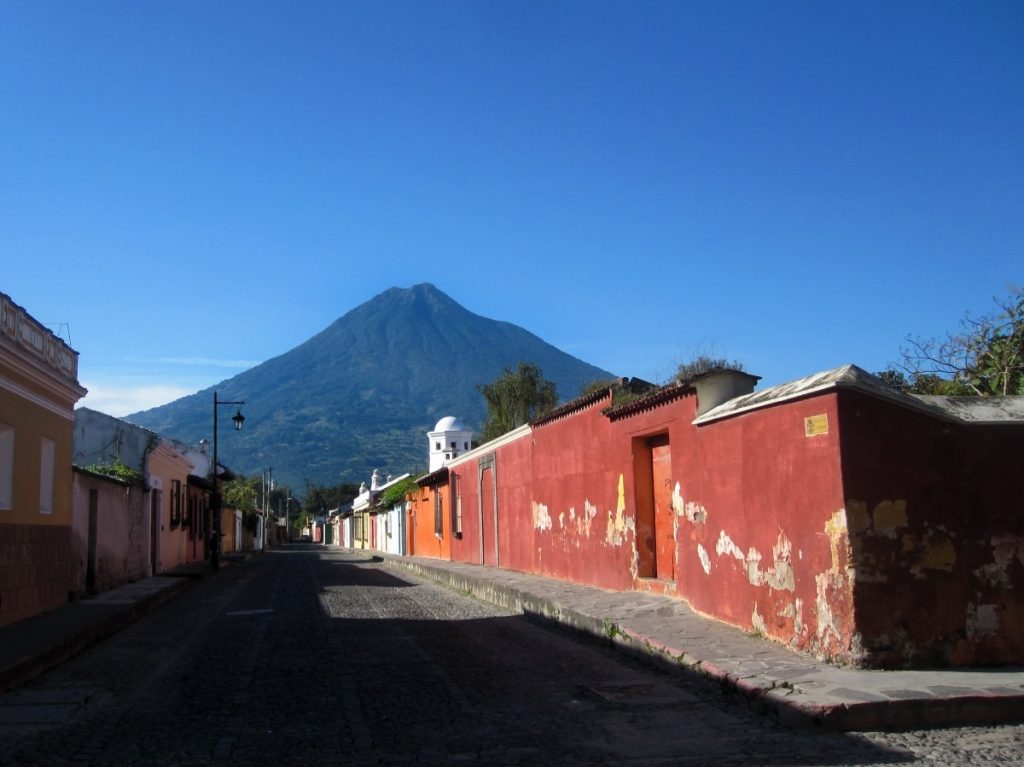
[301, 481, 361, 515]
[887, 288, 1024, 396]
[291, 511, 312, 535]
[478, 362, 558, 442]
[223, 476, 257, 514]
[222, 476, 262, 534]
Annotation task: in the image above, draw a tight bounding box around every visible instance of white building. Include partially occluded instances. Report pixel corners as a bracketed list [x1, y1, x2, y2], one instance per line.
[427, 416, 473, 473]
[374, 472, 411, 555]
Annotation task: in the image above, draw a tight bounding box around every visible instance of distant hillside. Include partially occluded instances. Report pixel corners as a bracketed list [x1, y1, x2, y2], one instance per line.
[126, 284, 614, 491]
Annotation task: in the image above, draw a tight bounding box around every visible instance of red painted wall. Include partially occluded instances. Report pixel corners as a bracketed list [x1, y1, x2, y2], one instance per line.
[427, 379, 1023, 667]
[596, 389, 850, 659]
[838, 391, 1024, 666]
[449, 465, 479, 564]
[674, 394, 848, 660]
[449, 390, 851, 658]
[520, 403, 630, 588]
[449, 432, 534, 568]
[448, 400, 633, 589]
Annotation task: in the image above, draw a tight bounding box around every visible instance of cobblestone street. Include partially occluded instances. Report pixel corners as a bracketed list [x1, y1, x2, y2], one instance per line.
[1, 549, 1022, 765]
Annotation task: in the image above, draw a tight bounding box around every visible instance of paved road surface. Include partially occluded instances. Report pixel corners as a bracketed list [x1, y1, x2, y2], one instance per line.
[1, 548, 1022, 765]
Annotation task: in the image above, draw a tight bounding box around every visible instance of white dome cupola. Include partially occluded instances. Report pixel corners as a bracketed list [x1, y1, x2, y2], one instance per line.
[428, 416, 473, 472]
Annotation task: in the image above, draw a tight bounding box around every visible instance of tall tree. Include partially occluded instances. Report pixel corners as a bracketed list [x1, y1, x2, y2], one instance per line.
[478, 362, 558, 442]
[223, 476, 257, 513]
[301, 481, 361, 515]
[888, 287, 1024, 396]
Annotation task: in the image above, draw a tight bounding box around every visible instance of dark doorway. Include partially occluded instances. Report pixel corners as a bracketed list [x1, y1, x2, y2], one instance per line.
[86, 489, 98, 594]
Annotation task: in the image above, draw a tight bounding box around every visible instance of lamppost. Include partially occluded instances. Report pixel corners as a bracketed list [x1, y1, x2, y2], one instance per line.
[211, 390, 245, 571]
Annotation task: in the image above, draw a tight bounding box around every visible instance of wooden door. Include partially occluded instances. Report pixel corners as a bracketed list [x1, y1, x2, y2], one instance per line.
[651, 436, 675, 581]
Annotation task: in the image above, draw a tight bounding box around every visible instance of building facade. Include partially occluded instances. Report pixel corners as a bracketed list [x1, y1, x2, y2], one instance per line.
[71, 467, 148, 595]
[73, 408, 201, 575]
[0, 292, 87, 627]
[414, 366, 1024, 668]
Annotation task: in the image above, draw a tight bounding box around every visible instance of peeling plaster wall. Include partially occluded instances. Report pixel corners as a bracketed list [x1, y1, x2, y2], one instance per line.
[838, 392, 1024, 667]
[629, 392, 852, 663]
[437, 380, 1023, 669]
[519, 398, 631, 589]
[451, 388, 857, 663]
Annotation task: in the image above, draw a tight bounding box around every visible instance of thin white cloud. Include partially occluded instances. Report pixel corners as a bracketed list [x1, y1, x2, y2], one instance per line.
[79, 383, 195, 418]
[139, 357, 259, 369]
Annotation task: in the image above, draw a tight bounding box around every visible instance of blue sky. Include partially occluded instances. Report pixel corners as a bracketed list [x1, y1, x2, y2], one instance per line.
[2, 1, 1021, 417]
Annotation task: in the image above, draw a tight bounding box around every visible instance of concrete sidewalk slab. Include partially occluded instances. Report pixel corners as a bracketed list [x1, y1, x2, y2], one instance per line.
[382, 554, 1024, 732]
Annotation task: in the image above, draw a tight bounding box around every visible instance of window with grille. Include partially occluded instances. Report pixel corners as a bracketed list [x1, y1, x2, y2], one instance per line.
[39, 437, 55, 515]
[0, 423, 13, 511]
[170, 479, 182, 527]
[451, 473, 462, 537]
[434, 490, 443, 538]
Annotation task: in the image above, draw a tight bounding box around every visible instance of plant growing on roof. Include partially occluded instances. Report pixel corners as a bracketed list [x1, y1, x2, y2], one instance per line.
[83, 460, 144, 485]
[377, 476, 419, 508]
[675, 355, 745, 383]
[580, 377, 656, 407]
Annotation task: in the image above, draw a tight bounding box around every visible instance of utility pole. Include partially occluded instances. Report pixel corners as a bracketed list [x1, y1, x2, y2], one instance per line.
[262, 466, 272, 550]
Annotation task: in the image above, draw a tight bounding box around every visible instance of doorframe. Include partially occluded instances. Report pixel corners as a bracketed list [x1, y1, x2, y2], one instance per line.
[632, 431, 672, 580]
[149, 479, 162, 573]
[478, 453, 498, 566]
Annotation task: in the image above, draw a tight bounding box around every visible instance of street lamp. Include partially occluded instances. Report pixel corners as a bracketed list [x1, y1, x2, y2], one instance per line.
[211, 390, 245, 571]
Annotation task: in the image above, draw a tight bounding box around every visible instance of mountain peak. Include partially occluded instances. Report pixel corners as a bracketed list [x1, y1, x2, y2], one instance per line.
[127, 286, 613, 489]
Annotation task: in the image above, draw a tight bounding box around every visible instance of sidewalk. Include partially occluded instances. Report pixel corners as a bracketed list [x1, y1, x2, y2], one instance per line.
[381, 554, 1024, 732]
[0, 563, 208, 693]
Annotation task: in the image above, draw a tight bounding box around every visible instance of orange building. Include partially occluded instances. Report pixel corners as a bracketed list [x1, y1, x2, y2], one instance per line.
[408, 468, 451, 560]
[0, 292, 87, 627]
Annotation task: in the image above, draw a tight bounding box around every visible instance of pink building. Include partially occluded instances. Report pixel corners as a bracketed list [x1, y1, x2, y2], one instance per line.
[73, 408, 204, 583]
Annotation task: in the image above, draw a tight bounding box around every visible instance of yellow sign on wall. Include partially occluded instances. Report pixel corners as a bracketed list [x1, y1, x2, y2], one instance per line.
[804, 414, 829, 437]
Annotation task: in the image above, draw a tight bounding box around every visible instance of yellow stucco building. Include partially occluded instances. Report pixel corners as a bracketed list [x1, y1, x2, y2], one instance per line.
[0, 292, 87, 627]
